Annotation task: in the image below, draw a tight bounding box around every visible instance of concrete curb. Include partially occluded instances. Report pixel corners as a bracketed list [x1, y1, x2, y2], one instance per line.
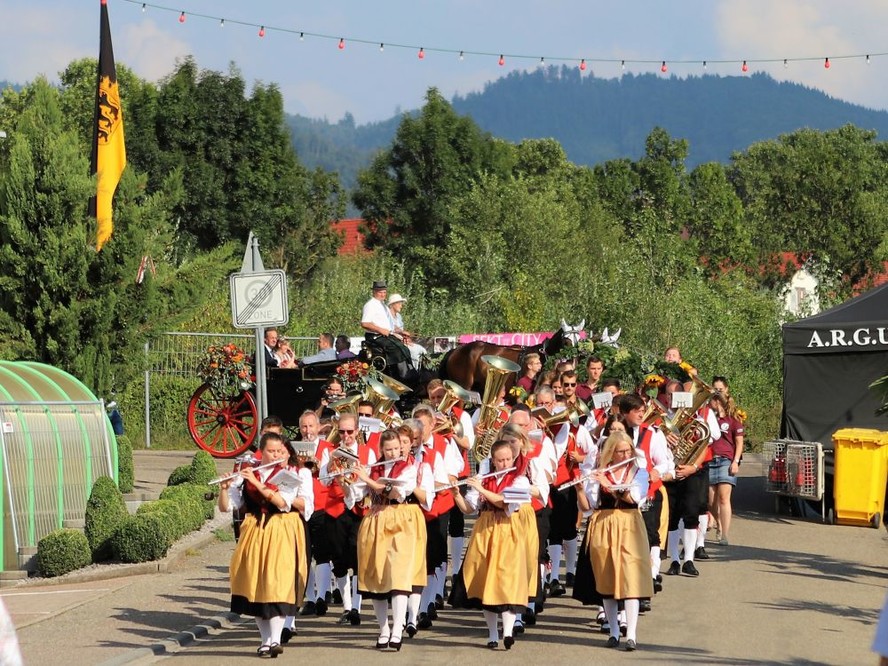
[96, 612, 249, 666]
[9, 512, 232, 589]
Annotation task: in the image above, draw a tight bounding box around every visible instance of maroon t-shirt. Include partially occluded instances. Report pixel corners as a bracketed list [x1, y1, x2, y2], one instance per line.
[576, 383, 597, 402]
[712, 415, 744, 459]
[517, 375, 535, 393]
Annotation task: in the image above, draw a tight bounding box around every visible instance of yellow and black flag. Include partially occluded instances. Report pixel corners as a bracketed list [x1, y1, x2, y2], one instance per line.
[89, 0, 126, 251]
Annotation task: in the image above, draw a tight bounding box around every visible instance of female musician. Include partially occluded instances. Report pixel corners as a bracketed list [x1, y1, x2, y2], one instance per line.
[707, 393, 744, 546]
[349, 429, 426, 651]
[451, 439, 538, 650]
[580, 432, 653, 651]
[217, 432, 312, 658]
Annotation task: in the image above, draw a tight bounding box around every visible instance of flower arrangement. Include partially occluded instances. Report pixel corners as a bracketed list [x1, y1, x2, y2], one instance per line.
[735, 407, 748, 423]
[507, 385, 529, 406]
[335, 359, 372, 394]
[197, 343, 253, 396]
[643, 373, 666, 398]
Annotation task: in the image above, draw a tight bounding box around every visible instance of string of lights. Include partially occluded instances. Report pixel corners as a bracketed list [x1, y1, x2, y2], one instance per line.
[123, 0, 887, 73]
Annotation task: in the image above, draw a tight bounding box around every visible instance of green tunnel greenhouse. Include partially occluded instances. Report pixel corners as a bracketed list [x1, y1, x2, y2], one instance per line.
[0, 361, 117, 572]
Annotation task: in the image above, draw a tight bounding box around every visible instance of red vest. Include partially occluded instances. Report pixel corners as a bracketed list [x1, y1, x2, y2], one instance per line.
[636, 425, 662, 499]
[524, 438, 550, 512]
[554, 426, 582, 487]
[695, 406, 714, 465]
[324, 444, 373, 519]
[419, 446, 455, 520]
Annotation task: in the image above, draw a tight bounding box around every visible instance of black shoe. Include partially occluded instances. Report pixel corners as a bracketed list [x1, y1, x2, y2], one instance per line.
[315, 597, 328, 617]
[549, 580, 566, 597]
[682, 561, 700, 577]
[348, 608, 361, 625]
[514, 620, 525, 634]
[258, 645, 272, 658]
[640, 599, 651, 613]
[405, 622, 417, 638]
[625, 639, 637, 651]
[435, 594, 444, 610]
[427, 602, 438, 621]
[331, 589, 343, 605]
[270, 643, 283, 658]
[619, 622, 627, 637]
[375, 638, 389, 650]
[486, 641, 498, 649]
[504, 636, 515, 650]
[524, 610, 536, 626]
[417, 613, 432, 629]
[389, 640, 402, 652]
[280, 627, 294, 645]
[337, 611, 351, 625]
[299, 601, 316, 616]
[695, 546, 710, 560]
[606, 636, 620, 648]
[600, 622, 610, 634]
[666, 561, 681, 576]
[565, 572, 575, 587]
[653, 575, 663, 593]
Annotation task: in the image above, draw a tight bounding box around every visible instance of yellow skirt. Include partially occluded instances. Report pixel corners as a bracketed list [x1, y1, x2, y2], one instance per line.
[230, 511, 308, 617]
[357, 503, 427, 597]
[589, 508, 654, 600]
[463, 507, 538, 610]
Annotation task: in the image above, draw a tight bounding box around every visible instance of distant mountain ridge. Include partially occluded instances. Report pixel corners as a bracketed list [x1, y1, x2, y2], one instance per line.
[286, 68, 888, 192]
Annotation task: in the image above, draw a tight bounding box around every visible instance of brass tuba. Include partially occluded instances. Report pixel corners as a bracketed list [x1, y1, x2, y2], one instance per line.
[432, 380, 474, 438]
[473, 355, 521, 462]
[364, 377, 401, 427]
[376, 371, 413, 399]
[667, 376, 716, 467]
[327, 394, 362, 444]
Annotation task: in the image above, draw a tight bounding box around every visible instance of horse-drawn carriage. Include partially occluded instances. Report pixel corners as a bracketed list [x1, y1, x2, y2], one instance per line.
[186, 322, 588, 458]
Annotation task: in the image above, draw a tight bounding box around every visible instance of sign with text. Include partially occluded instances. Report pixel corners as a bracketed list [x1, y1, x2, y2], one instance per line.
[457, 330, 587, 346]
[230, 269, 289, 329]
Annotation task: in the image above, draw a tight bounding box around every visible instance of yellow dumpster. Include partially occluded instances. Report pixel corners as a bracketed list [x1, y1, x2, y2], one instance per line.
[832, 428, 888, 528]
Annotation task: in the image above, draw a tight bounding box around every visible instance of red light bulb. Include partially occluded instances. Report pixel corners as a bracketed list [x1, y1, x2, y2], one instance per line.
[498, 54, 505, 66]
[338, 38, 345, 50]
[258, 26, 265, 38]
[418, 48, 425, 60]
[741, 60, 748, 73]
[178, 11, 185, 23]
[579, 59, 586, 71]
[824, 57, 830, 69]
[660, 61, 667, 73]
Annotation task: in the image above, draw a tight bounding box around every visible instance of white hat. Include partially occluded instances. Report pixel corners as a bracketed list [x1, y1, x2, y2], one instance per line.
[388, 293, 407, 306]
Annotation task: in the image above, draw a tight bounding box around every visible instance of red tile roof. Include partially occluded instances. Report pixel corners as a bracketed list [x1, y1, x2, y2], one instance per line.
[331, 218, 369, 255]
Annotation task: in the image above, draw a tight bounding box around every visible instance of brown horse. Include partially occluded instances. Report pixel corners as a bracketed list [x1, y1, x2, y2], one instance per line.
[439, 324, 576, 395]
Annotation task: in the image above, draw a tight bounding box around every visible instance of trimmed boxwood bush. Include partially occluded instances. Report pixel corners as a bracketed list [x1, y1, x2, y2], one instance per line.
[161, 482, 215, 521]
[190, 451, 217, 485]
[116, 434, 134, 494]
[37, 529, 91, 577]
[111, 513, 170, 563]
[85, 476, 129, 562]
[167, 464, 191, 486]
[137, 499, 188, 543]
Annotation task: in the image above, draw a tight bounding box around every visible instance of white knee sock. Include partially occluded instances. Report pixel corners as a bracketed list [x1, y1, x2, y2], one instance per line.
[390, 594, 408, 640]
[336, 575, 352, 611]
[408, 592, 421, 624]
[435, 564, 447, 597]
[650, 547, 661, 578]
[483, 610, 499, 642]
[683, 528, 698, 562]
[268, 616, 285, 644]
[371, 599, 390, 638]
[564, 537, 579, 575]
[501, 610, 516, 638]
[450, 536, 464, 574]
[547, 544, 563, 581]
[351, 575, 362, 612]
[668, 529, 681, 563]
[283, 615, 295, 630]
[624, 599, 639, 642]
[697, 514, 709, 543]
[603, 599, 620, 639]
[256, 618, 271, 645]
[315, 562, 332, 601]
[306, 564, 316, 603]
[420, 576, 436, 611]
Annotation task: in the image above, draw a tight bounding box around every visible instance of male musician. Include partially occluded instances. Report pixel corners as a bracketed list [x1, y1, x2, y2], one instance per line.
[413, 404, 463, 629]
[318, 411, 378, 625]
[427, 380, 475, 585]
[548, 402, 596, 594]
[508, 404, 555, 627]
[295, 410, 333, 619]
[621, 395, 673, 592]
[361, 280, 413, 379]
[576, 356, 605, 402]
[559, 370, 583, 412]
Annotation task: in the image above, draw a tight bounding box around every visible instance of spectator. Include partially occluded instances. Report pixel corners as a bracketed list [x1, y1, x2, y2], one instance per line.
[335, 335, 357, 360]
[401, 332, 427, 368]
[263, 328, 281, 368]
[276, 338, 297, 369]
[361, 280, 413, 379]
[388, 293, 413, 339]
[300, 333, 337, 366]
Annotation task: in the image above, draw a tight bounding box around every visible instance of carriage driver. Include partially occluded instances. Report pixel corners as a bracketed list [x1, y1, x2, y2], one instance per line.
[361, 280, 414, 379]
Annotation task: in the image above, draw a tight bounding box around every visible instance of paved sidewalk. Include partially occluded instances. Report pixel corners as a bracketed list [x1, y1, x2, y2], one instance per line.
[3, 452, 887, 665]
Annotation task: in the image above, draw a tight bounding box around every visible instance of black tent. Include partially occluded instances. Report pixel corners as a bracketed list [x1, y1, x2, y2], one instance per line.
[781, 282, 888, 447]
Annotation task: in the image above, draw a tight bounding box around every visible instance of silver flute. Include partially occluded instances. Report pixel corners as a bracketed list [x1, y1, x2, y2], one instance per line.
[555, 457, 636, 491]
[319, 456, 407, 481]
[208, 458, 287, 485]
[440, 466, 517, 491]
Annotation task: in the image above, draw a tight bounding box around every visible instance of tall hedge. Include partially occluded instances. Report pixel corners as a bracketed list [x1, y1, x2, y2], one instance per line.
[37, 529, 91, 577]
[116, 434, 134, 494]
[84, 476, 129, 561]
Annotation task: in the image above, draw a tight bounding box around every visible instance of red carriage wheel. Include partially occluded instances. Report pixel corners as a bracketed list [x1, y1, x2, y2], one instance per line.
[187, 383, 258, 458]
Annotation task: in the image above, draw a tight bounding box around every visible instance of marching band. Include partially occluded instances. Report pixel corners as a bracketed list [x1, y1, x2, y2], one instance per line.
[217, 350, 735, 657]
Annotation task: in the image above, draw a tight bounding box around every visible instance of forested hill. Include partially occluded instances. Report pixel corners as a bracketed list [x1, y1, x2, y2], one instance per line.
[286, 68, 888, 189]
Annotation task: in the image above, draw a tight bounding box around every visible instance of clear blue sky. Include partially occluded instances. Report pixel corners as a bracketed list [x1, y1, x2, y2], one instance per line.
[4, 0, 888, 123]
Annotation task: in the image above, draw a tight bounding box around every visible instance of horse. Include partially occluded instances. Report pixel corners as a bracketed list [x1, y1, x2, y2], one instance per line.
[439, 321, 581, 395]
